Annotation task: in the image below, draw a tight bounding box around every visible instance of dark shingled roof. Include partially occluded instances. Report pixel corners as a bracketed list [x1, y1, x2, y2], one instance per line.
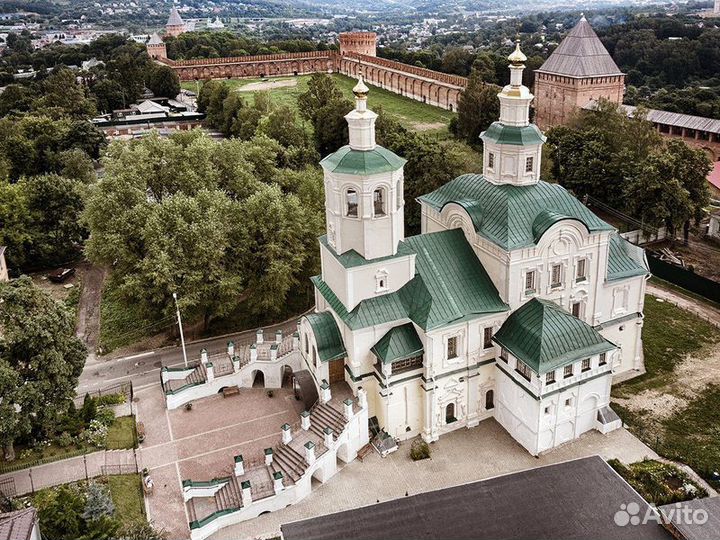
[0, 508, 37, 540]
[659, 497, 720, 540]
[537, 16, 623, 78]
[281, 456, 672, 540]
[493, 298, 616, 373]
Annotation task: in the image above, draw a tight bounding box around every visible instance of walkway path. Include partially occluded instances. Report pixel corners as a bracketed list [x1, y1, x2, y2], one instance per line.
[647, 282, 720, 328]
[76, 264, 107, 365]
[0, 449, 136, 496]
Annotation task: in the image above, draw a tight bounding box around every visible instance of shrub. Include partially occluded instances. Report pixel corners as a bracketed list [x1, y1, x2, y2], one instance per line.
[95, 407, 116, 427]
[410, 439, 430, 461]
[81, 394, 98, 424]
[56, 432, 74, 448]
[82, 482, 114, 521]
[96, 393, 126, 406]
[82, 420, 108, 447]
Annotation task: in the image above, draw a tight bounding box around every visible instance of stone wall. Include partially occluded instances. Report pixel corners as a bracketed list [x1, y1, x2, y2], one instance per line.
[155, 33, 468, 112]
[534, 72, 625, 130]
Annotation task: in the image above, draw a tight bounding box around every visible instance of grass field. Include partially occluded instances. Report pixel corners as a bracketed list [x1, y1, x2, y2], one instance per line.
[106, 416, 137, 450]
[107, 474, 146, 525]
[612, 294, 720, 489]
[183, 73, 455, 136]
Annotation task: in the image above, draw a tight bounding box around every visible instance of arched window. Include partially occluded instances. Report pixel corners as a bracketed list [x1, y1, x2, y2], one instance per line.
[445, 402, 456, 424]
[485, 390, 494, 410]
[312, 346, 318, 367]
[373, 188, 386, 216]
[396, 180, 403, 210]
[304, 334, 309, 355]
[346, 189, 358, 217]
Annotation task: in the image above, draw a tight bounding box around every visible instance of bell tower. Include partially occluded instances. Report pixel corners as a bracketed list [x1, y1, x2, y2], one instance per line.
[480, 41, 546, 186]
[320, 76, 406, 261]
[318, 76, 414, 312]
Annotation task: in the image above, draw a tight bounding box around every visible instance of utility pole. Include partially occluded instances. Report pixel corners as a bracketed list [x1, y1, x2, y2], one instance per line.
[173, 292, 189, 368]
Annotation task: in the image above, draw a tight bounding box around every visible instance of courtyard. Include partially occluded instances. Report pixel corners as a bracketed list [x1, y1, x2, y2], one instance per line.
[134, 382, 659, 540]
[134, 384, 305, 538]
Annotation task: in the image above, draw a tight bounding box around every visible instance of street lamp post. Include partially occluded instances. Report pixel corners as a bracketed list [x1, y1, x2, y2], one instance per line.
[173, 292, 189, 368]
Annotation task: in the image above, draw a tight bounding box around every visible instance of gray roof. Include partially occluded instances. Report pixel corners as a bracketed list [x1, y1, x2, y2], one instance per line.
[281, 456, 671, 540]
[0, 508, 37, 540]
[167, 7, 184, 27]
[148, 32, 163, 45]
[659, 497, 720, 540]
[537, 16, 623, 78]
[621, 104, 720, 135]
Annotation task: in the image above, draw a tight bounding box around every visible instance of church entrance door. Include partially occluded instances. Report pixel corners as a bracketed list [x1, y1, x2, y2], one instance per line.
[328, 358, 345, 384]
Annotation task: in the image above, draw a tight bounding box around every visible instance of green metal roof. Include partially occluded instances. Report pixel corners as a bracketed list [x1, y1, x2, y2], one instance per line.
[319, 235, 414, 269]
[312, 229, 508, 332]
[304, 311, 347, 362]
[320, 145, 406, 176]
[371, 323, 424, 364]
[418, 175, 614, 250]
[493, 298, 616, 374]
[480, 122, 546, 146]
[607, 234, 649, 282]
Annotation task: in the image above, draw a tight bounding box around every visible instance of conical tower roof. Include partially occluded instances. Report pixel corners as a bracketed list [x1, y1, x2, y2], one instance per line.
[167, 7, 184, 27]
[148, 32, 163, 45]
[537, 15, 623, 78]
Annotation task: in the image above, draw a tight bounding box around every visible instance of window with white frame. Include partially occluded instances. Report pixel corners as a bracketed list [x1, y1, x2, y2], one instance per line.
[488, 152, 495, 169]
[576, 258, 587, 282]
[546, 371, 556, 384]
[525, 156, 534, 173]
[396, 180, 403, 210]
[500, 348, 508, 362]
[571, 301, 582, 318]
[599, 352, 607, 366]
[525, 270, 536, 294]
[551, 264, 562, 288]
[581, 358, 591, 372]
[563, 364, 573, 378]
[483, 327, 493, 349]
[346, 189, 358, 217]
[516, 359, 532, 381]
[373, 188, 386, 216]
[304, 334, 309, 354]
[447, 336, 458, 359]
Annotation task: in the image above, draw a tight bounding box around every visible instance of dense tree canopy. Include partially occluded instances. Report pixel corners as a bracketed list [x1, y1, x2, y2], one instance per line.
[0, 277, 86, 460]
[84, 131, 323, 329]
[451, 70, 500, 146]
[546, 101, 711, 239]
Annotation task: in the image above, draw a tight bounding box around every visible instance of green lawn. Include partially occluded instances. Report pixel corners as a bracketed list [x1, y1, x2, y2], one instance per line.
[107, 474, 146, 526]
[611, 294, 720, 489]
[184, 73, 455, 136]
[106, 416, 137, 450]
[613, 294, 720, 396]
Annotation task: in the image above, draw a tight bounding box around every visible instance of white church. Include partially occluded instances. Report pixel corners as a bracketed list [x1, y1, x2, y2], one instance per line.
[298, 42, 649, 456]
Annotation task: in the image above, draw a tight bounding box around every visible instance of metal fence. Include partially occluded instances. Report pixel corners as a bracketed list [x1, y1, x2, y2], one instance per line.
[0, 449, 139, 496]
[74, 381, 134, 418]
[647, 254, 720, 304]
[0, 477, 16, 498]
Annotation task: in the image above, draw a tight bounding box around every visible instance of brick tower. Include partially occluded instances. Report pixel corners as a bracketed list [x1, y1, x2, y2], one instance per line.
[146, 32, 167, 60]
[533, 15, 625, 130]
[166, 7, 186, 38]
[339, 32, 377, 57]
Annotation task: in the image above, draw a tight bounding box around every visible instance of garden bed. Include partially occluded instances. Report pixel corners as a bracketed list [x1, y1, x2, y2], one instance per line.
[608, 459, 707, 505]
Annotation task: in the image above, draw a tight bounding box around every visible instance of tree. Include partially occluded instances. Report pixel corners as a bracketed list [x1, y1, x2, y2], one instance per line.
[0, 277, 86, 459]
[471, 53, 497, 84]
[33, 67, 97, 119]
[119, 521, 168, 540]
[146, 65, 181, 98]
[297, 73, 345, 124]
[36, 486, 85, 540]
[83, 482, 115, 521]
[297, 73, 352, 155]
[453, 71, 500, 146]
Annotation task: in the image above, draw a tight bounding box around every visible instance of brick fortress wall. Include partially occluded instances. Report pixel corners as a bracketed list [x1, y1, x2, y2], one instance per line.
[155, 32, 467, 111]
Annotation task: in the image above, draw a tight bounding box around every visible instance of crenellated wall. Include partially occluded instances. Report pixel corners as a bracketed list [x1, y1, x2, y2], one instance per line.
[154, 33, 467, 111]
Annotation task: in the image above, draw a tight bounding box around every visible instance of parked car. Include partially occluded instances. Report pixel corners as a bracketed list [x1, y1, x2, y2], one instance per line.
[48, 268, 75, 283]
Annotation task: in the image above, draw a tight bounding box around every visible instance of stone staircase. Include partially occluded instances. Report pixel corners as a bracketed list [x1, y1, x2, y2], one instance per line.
[214, 477, 242, 511]
[271, 444, 308, 485]
[309, 403, 346, 440]
[166, 363, 207, 393]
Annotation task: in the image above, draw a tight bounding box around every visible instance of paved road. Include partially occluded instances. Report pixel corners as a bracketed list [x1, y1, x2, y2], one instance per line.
[77, 316, 303, 395]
